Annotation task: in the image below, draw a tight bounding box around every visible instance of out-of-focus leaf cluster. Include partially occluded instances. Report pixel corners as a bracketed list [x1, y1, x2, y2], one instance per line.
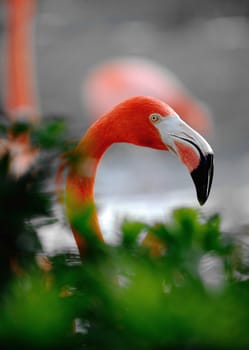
[0, 117, 248, 349]
[0, 116, 69, 291]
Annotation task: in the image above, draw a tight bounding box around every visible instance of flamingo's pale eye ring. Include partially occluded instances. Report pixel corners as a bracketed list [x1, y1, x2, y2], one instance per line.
[149, 113, 161, 123]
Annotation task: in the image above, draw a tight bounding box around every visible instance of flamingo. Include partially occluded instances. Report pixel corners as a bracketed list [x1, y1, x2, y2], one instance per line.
[65, 96, 214, 256]
[3, 0, 39, 178]
[5, 0, 38, 121]
[83, 57, 212, 135]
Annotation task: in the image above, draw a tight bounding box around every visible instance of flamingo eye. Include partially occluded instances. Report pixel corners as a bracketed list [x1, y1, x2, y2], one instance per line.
[149, 113, 161, 123]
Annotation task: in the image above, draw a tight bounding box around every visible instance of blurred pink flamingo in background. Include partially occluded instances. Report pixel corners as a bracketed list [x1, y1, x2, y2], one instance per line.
[83, 57, 213, 135]
[3, 0, 38, 178]
[5, 0, 38, 121]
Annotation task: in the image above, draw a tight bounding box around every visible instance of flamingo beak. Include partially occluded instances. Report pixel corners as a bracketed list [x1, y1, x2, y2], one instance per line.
[190, 151, 213, 205]
[155, 115, 214, 205]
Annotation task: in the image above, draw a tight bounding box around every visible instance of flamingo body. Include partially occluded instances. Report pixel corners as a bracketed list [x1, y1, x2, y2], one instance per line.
[83, 58, 212, 134]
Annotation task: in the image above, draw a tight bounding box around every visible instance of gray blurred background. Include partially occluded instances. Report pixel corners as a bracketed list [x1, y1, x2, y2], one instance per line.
[1, 0, 249, 247]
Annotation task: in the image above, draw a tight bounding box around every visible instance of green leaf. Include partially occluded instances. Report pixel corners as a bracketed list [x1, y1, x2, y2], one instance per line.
[121, 220, 148, 248]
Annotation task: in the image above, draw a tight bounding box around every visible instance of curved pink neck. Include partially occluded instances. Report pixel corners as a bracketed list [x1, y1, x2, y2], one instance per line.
[66, 116, 115, 254]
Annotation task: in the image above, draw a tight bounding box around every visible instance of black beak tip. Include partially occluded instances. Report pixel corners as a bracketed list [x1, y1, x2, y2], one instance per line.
[198, 198, 206, 206]
[191, 153, 214, 206]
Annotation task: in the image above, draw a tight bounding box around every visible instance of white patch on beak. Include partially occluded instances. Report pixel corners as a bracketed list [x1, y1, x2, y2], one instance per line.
[154, 115, 213, 158]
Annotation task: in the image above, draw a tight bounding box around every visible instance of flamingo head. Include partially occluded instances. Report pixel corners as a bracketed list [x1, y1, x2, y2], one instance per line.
[111, 96, 214, 205]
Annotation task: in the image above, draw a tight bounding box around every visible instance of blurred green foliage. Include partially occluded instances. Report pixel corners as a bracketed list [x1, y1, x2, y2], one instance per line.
[0, 117, 248, 349]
